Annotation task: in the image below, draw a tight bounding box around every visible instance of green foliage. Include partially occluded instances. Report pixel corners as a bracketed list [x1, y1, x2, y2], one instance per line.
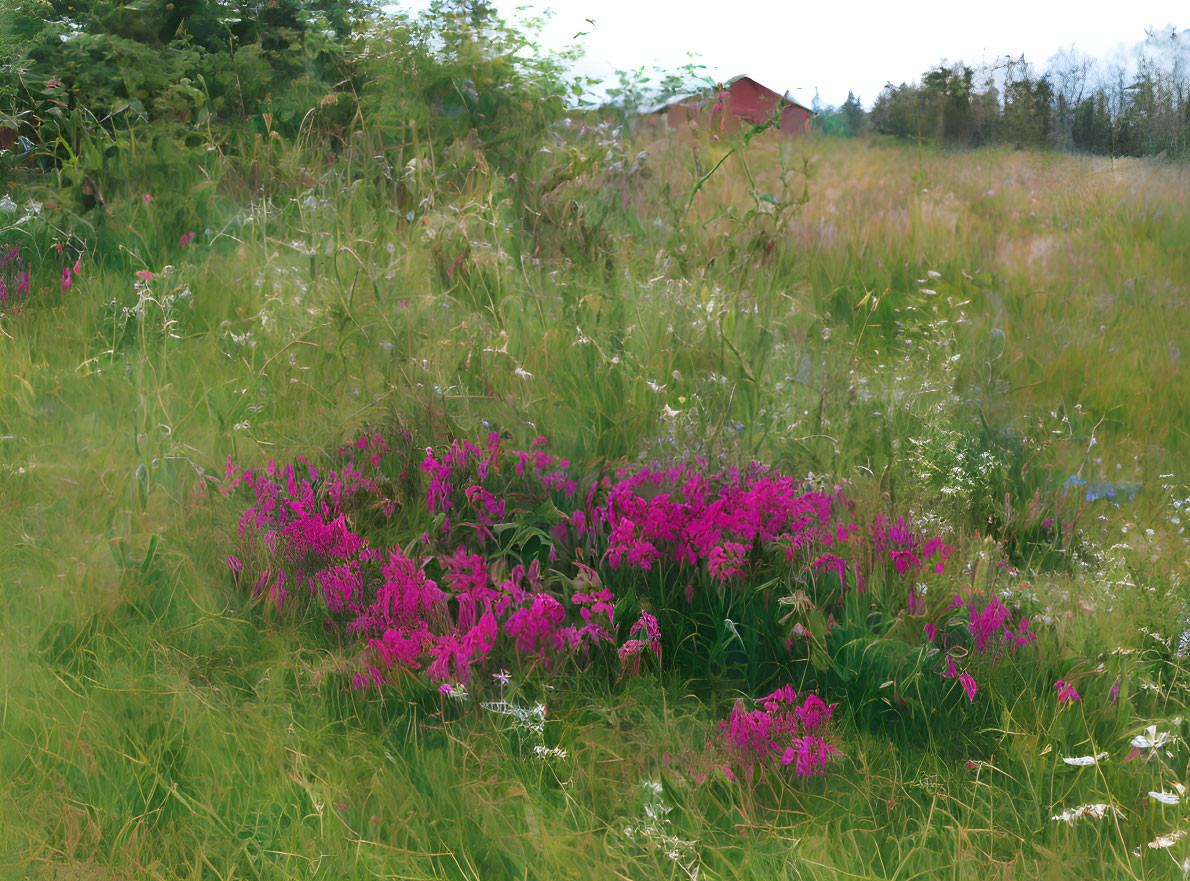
[1, 4, 1189, 874]
[2, 0, 367, 127]
[840, 91, 865, 135]
[871, 64, 1003, 147]
[1003, 69, 1053, 149]
[858, 29, 1190, 158]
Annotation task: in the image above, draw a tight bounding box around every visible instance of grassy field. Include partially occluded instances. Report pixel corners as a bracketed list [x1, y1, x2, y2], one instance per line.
[1, 130, 1188, 880]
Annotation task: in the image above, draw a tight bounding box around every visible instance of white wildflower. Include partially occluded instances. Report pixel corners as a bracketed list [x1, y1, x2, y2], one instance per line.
[1051, 803, 1120, 823]
[482, 699, 545, 733]
[1131, 726, 1174, 749]
[1061, 752, 1108, 767]
[1148, 830, 1186, 849]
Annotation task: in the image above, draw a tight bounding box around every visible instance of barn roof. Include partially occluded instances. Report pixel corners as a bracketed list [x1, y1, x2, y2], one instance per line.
[723, 75, 815, 114]
[640, 75, 815, 116]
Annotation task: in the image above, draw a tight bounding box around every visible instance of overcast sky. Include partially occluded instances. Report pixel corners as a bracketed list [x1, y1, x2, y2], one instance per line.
[463, 0, 1182, 108]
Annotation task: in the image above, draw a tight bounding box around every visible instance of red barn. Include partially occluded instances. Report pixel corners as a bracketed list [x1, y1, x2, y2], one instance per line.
[652, 75, 813, 137]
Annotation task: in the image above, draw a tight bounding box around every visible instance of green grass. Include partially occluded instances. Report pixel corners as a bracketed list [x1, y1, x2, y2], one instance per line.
[1, 132, 1188, 879]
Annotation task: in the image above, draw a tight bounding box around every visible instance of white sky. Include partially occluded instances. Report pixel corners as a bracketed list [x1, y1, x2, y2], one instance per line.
[463, 0, 1182, 108]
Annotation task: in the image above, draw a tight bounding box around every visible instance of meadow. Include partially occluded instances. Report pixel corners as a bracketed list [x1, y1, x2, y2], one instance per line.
[0, 103, 1188, 881]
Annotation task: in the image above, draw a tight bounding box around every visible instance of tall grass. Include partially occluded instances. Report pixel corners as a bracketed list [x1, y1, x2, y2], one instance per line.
[0, 117, 1187, 879]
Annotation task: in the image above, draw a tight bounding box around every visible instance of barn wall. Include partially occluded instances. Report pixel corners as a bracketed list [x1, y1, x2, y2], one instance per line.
[780, 105, 811, 136]
[727, 77, 783, 124]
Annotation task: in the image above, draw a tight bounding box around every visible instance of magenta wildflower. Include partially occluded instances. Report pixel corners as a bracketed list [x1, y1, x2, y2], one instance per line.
[812, 553, 846, 581]
[969, 597, 1011, 652]
[720, 686, 841, 778]
[629, 611, 662, 661]
[942, 654, 959, 678]
[959, 672, 978, 701]
[707, 541, 749, 580]
[1003, 616, 1035, 647]
[924, 622, 937, 642]
[0, 243, 31, 309]
[794, 693, 834, 731]
[759, 685, 797, 707]
[179, 231, 196, 247]
[60, 267, 71, 291]
[779, 736, 842, 776]
[892, 550, 920, 574]
[1054, 680, 1080, 703]
[710, 88, 727, 128]
[617, 639, 650, 677]
[505, 594, 566, 656]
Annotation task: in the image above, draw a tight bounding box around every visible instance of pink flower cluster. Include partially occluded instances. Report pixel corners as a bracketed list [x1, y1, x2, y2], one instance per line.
[224, 432, 631, 689]
[934, 594, 1037, 701]
[581, 460, 858, 587]
[0, 243, 32, 308]
[419, 432, 575, 541]
[564, 463, 963, 612]
[720, 685, 842, 779]
[870, 514, 955, 577]
[617, 611, 662, 678]
[224, 429, 979, 703]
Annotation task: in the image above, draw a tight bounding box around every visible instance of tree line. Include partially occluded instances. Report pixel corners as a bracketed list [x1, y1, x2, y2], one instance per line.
[817, 26, 1190, 157]
[1, 0, 1184, 183]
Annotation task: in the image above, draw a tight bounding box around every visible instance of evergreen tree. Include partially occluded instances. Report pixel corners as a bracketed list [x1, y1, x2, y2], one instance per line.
[840, 91, 865, 135]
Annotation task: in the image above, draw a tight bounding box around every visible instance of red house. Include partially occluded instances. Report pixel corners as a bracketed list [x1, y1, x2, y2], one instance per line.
[654, 75, 813, 137]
